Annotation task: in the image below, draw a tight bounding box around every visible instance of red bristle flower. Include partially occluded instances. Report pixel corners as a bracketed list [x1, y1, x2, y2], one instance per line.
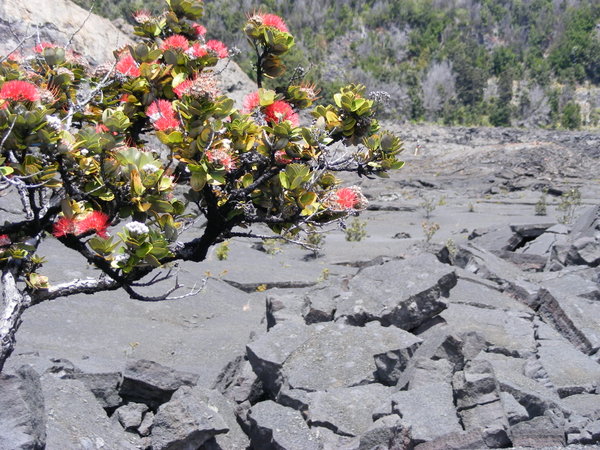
[161, 35, 190, 52]
[264, 100, 299, 127]
[274, 150, 294, 165]
[115, 53, 140, 77]
[186, 42, 208, 59]
[242, 91, 260, 114]
[34, 42, 57, 53]
[206, 148, 237, 172]
[261, 13, 288, 32]
[146, 100, 180, 131]
[192, 23, 207, 36]
[173, 80, 194, 98]
[132, 10, 152, 24]
[76, 211, 110, 238]
[326, 186, 368, 211]
[52, 217, 77, 237]
[0, 234, 10, 247]
[206, 40, 228, 58]
[0, 80, 40, 102]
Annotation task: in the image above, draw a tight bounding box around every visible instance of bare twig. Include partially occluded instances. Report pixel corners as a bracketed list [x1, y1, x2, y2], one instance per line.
[65, 0, 97, 50]
[122, 275, 206, 301]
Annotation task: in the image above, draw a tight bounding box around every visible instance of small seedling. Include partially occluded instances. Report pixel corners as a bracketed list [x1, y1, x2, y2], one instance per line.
[557, 187, 581, 224]
[420, 196, 437, 218]
[215, 241, 230, 260]
[445, 238, 458, 257]
[306, 230, 325, 257]
[535, 191, 547, 216]
[345, 218, 367, 242]
[317, 268, 330, 282]
[422, 221, 440, 243]
[263, 239, 282, 255]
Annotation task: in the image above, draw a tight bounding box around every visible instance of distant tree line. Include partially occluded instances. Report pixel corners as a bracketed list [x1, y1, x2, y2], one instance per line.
[74, 0, 600, 129]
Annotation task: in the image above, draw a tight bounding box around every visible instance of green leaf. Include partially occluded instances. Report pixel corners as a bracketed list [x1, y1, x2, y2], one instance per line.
[298, 191, 317, 208]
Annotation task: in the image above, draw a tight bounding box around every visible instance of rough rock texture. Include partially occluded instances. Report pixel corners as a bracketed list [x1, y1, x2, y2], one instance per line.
[453, 360, 511, 447]
[0, 0, 133, 63]
[42, 374, 139, 449]
[247, 321, 421, 394]
[119, 359, 198, 408]
[0, 366, 45, 450]
[390, 383, 462, 443]
[335, 253, 457, 329]
[307, 384, 392, 437]
[115, 402, 148, 431]
[151, 385, 229, 450]
[72, 372, 122, 410]
[248, 400, 322, 450]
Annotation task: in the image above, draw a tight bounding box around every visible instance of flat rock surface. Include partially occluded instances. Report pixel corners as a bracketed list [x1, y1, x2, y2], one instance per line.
[335, 253, 456, 329]
[440, 303, 536, 358]
[308, 384, 392, 437]
[248, 400, 322, 450]
[42, 375, 139, 449]
[392, 382, 462, 443]
[248, 321, 421, 393]
[7, 276, 264, 384]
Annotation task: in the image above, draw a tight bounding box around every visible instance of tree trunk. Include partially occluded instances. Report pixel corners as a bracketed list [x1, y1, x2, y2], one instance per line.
[0, 269, 29, 373]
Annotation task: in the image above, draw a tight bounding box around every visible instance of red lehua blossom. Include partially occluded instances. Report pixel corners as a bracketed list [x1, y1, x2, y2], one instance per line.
[132, 10, 152, 24]
[186, 42, 208, 59]
[242, 91, 260, 114]
[95, 123, 109, 133]
[261, 13, 288, 32]
[76, 211, 110, 238]
[173, 79, 194, 98]
[34, 42, 57, 53]
[0, 80, 40, 102]
[7, 51, 22, 62]
[274, 149, 294, 165]
[264, 100, 299, 126]
[326, 186, 368, 211]
[52, 217, 77, 237]
[206, 148, 237, 172]
[335, 187, 359, 209]
[161, 35, 190, 52]
[0, 234, 10, 247]
[115, 53, 140, 77]
[192, 23, 207, 36]
[206, 40, 228, 58]
[146, 100, 180, 131]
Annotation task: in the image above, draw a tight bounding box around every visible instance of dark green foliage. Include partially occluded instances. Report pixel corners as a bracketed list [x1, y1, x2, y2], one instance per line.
[561, 102, 581, 129]
[73, 0, 600, 128]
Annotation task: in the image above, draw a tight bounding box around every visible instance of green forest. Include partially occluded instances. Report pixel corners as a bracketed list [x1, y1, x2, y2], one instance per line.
[74, 0, 600, 129]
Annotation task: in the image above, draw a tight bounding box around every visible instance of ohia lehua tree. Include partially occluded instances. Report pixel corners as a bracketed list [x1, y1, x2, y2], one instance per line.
[0, 0, 404, 371]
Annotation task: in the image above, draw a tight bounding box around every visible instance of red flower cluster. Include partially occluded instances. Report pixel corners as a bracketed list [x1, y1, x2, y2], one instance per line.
[206, 148, 237, 172]
[242, 92, 299, 127]
[265, 100, 299, 127]
[146, 100, 180, 131]
[324, 186, 368, 211]
[132, 10, 152, 24]
[261, 13, 288, 32]
[206, 40, 228, 58]
[115, 53, 141, 77]
[161, 35, 190, 52]
[186, 42, 208, 59]
[249, 12, 288, 32]
[173, 73, 220, 100]
[192, 23, 207, 36]
[34, 42, 57, 53]
[52, 211, 110, 238]
[0, 80, 40, 102]
[0, 234, 10, 247]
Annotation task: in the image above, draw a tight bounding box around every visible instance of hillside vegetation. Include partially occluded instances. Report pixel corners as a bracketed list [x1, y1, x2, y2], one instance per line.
[74, 0, 600, 129]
